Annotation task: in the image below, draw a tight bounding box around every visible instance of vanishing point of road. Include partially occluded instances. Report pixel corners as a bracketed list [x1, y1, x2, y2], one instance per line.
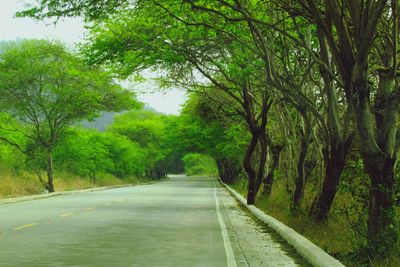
[0, 175, 308, 266]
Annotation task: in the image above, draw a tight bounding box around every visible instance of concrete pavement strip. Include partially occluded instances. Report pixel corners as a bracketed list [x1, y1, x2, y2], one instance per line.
[0, 177, 169, 206]
[218, 178, 345, 267]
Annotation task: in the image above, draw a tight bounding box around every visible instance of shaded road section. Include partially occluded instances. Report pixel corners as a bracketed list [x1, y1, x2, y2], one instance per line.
[0, 175, 306, 266]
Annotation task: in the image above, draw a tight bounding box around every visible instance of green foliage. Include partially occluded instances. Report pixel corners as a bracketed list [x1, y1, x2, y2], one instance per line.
[0, 39, 136, 125]
[108, 109, 170, 178]
[0, 39, 138, 191]
[0, 39, 137, 152]
[17, 0, 125, 21]
[182, 153, 218, 176]
[13, 0, 400, 263]
[54, 128, 146, 179]
[54, 129, 112, 179]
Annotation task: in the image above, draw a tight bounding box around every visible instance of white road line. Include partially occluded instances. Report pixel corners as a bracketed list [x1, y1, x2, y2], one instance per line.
[214, 183, 237, 267]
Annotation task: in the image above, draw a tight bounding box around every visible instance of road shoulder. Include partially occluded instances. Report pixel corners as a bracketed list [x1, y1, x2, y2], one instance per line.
[216, 187, 309, 267]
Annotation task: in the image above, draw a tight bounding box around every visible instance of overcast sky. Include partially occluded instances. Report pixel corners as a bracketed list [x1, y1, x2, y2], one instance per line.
[0, 0, 186, 115]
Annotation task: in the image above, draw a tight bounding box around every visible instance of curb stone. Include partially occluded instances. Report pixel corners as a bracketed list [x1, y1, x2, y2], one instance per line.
[218, 178, 345, 267]
[0, 177, 169, 205]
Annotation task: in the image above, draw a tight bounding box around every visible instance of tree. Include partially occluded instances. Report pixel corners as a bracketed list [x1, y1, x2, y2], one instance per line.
[179, 93, 247, 184]
[279, 0, 399, 254]
[0, 39, 137, 192]
[19, 0, 399, 255]
[54, 129, 112, 180]
[182, 153, 218, 176]
[108, 109, 170, 178]
[17, 0, 128, 21]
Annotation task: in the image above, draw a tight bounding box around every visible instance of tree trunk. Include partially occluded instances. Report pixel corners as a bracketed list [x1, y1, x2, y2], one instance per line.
[243, 132, 259, 205]
[311, 28, 351, 221]
[310, 0, 396, 253]
[292, 113, 311, 213]
[35, 169, 46, 188]
[46, 150, 54, 193]
[311, 149, 346, 221]
[349, 67, 398, 253]
[364, 155, 397, 254]
[292, 147, 306, 212]
[263, 143, 283, 196]
[255, 130, 268, 194]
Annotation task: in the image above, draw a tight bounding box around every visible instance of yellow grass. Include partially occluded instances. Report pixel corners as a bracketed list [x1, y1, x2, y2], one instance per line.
[0, 169, 148, 199]
[0, 171, 43, 198]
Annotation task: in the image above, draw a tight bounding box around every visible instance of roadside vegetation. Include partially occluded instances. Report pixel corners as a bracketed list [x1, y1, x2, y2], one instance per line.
[0, 0, 397, 266]
[0, 105, 182, 198]
[182, 153, 218, 176]
[0, 40, 184, 197]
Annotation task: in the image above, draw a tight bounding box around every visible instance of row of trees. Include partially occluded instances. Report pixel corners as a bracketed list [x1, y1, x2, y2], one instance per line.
[0, 39, 216, 192]
[0, 39, 137, 191]
[18, 0, 400, 260]
[0, 40, 185, 192]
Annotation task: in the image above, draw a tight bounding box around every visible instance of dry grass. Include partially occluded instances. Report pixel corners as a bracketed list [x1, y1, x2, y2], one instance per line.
[0, 170, 43, 198]
[0, 168, 148, 199]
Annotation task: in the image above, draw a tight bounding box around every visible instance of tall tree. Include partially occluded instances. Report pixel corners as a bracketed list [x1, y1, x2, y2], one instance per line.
[0, 40, 136, 192]
[281, 0, 399, 253]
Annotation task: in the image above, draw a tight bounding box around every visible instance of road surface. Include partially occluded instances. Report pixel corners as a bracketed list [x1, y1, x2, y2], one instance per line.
[0, 175, 307, 266]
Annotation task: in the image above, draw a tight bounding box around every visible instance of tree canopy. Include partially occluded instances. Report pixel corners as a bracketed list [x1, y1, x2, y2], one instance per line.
[0, 39, 138, 191]
[10, 0, 400, 263]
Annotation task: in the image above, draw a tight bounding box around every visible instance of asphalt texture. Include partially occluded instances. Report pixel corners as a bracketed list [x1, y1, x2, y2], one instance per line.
[0, 175, 304, 267]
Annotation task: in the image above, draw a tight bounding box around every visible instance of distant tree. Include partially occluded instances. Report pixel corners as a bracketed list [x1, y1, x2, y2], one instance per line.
[178, 93, 247, 184]
[108, 110, 169, 179]
[182, 153, 218, 176]
[53, 129, 114, 181]
[0, 40, 137, 192]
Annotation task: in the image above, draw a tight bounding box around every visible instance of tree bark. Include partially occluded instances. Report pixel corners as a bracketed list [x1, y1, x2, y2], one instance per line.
[292, 112, 312, 213]
[46, 150, 54, 193]
[263, 142, 283, 196]
[243, 131, 259, 205]
[366, 156, 396, 251]
[311, 146, 347, 221]
[310, 28, 354, 221]
[255, 130, 268, 194]
[349, 68, 398, 253]
[299, 0, 396, 252]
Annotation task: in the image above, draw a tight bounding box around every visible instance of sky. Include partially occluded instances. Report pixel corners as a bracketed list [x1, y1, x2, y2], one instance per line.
[0, 0, 186, 115]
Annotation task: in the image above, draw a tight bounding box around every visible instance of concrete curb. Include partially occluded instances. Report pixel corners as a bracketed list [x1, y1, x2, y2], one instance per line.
[219, 179, 345, 267]
[0, 177, 169, 205]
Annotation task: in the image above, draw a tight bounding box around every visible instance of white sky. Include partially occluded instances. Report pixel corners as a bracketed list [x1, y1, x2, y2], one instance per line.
[0, 0, 186, 115]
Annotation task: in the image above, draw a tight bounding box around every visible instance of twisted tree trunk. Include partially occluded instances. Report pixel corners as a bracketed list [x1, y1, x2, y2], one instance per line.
[292, 111, 312, 213]
[310, 142, 350, 221]
[263, 140, 283, 196]
[46, 150, 54, 193]
[243, 131, 259, 205]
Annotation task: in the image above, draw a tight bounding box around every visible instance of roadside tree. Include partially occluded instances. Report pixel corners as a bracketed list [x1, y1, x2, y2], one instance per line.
[0, 40, 137, 192]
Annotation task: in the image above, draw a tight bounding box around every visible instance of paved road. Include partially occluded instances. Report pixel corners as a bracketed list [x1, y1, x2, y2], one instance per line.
[0, 175, 305, 267]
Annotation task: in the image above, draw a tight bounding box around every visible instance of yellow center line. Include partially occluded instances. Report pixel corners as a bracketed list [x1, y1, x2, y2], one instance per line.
[14, 223, 37, 230]
[60, 212, 73, 217]
[85, 207, 95, 211]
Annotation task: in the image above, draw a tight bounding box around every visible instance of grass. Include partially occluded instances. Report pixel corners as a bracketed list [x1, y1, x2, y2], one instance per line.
[0, 170, 43, 198]
[230, 178, 400, 267]
[0, 167, 152, 199]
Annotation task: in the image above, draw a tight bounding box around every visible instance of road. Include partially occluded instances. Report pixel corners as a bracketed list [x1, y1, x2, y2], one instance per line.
[0, 175, 306, 267]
